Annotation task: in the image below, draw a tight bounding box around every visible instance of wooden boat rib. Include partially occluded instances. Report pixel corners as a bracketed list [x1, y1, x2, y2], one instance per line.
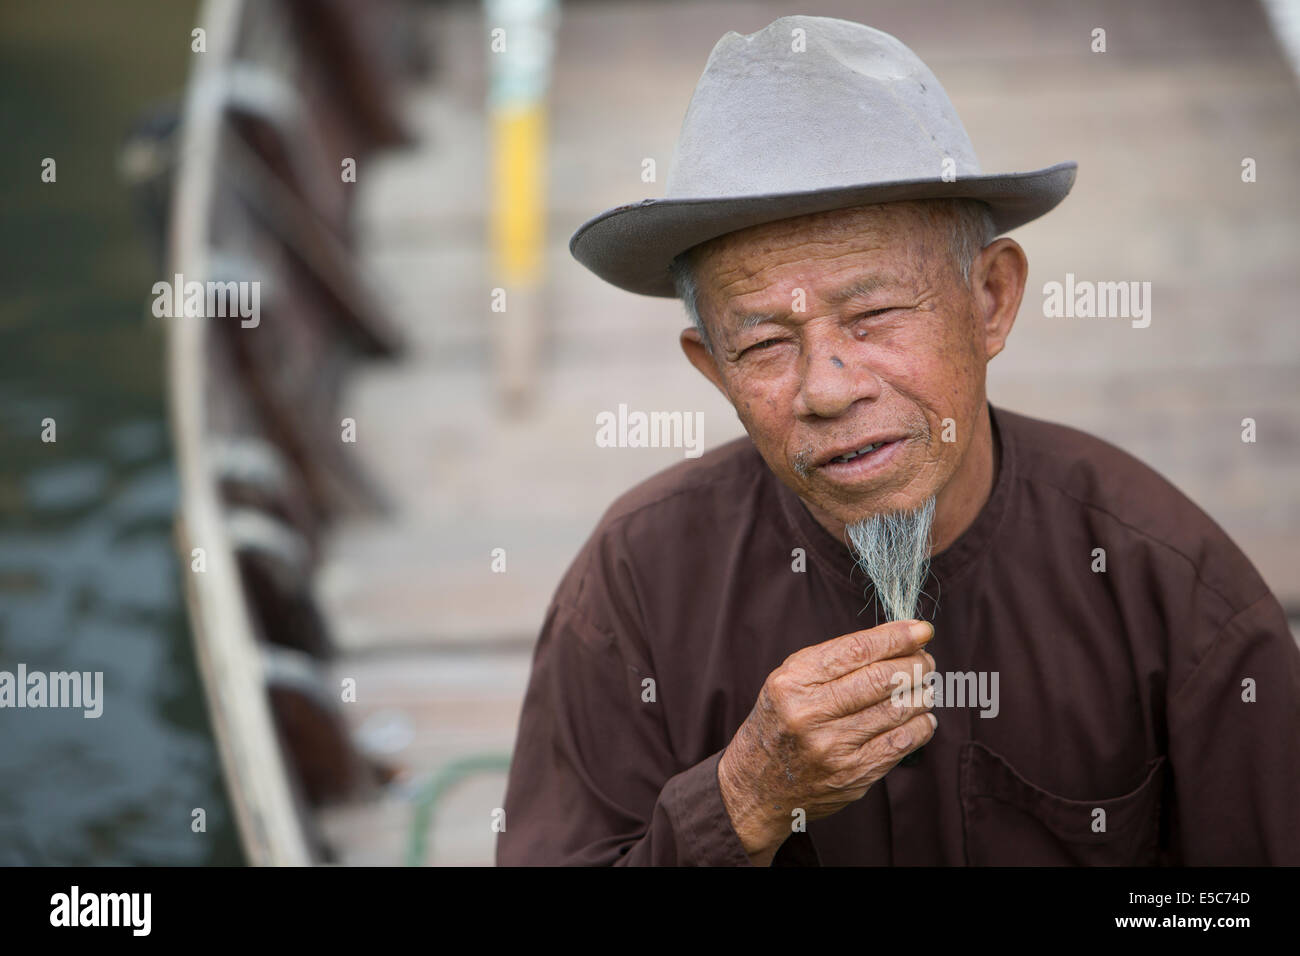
[168, 0, 311, 867]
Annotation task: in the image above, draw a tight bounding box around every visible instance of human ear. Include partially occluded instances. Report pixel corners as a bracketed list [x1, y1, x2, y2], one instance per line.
[680, 327, 728, 397]
[971, 238, 1028, 361]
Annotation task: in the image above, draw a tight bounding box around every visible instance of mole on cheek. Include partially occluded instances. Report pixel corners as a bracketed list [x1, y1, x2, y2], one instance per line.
[830, 356, 844, 368]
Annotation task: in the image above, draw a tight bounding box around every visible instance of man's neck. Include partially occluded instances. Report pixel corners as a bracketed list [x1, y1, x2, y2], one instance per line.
[808, 403, 999, 557]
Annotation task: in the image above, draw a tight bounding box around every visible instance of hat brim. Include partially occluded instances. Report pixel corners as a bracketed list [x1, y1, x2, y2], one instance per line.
[569, 162, 1077, 298]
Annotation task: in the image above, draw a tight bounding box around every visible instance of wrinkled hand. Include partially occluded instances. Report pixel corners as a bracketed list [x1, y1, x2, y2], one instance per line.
[718, 619, 937, 865]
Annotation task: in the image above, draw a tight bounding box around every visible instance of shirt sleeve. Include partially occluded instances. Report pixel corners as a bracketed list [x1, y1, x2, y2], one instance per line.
[1166, 592, 1300, 864]
[496, 598, 755, 866]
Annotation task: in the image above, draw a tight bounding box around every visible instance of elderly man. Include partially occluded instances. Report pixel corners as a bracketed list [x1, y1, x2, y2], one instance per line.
[496, 16, 1300, 866]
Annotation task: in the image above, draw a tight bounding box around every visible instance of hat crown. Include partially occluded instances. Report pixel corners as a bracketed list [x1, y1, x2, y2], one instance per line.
[665, 16, 982, 199]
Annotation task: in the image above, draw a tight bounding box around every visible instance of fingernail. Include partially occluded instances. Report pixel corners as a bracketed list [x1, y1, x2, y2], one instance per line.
[909, 620, 934, 643]
[927, 713, 938, 730]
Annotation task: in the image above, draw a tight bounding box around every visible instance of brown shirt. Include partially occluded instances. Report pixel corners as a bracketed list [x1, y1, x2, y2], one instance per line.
[497, 403, 1300, 865]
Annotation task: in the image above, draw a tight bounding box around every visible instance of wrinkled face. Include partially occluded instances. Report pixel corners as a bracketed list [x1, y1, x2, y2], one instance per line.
[690, 202, 989, 527]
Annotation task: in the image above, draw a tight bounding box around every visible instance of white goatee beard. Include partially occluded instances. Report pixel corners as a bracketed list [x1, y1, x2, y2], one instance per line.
[845, 496, 937, 623]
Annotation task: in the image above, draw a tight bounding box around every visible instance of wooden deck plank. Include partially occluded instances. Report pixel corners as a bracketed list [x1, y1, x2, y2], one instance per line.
[317, 647, 530, 866]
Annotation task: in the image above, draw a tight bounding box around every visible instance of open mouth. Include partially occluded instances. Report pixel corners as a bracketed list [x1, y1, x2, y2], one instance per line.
[817, 437, 905, 480]
[830, 441, 889, 463]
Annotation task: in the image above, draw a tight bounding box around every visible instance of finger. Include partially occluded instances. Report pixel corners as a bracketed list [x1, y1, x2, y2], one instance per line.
[833, 689, 934, 745]
[821, 651, 935, 717]
[795, 619, 934, 684]
[860, 711, 939, 771]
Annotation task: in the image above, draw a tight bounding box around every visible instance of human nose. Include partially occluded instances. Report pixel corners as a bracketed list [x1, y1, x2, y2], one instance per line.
[792, 327, 882, 418]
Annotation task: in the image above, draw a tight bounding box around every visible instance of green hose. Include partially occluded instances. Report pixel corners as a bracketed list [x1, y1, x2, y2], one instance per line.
[405, 753, 512, 866]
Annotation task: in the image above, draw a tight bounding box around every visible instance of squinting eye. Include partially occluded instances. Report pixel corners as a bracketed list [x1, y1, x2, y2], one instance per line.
[744, 338, 783, 354]
[854, 309, 894, 336]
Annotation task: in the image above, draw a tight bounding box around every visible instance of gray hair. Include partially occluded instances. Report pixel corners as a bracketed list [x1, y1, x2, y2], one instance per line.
[672, 198, 999, 355]
[846, 493, 937, 624]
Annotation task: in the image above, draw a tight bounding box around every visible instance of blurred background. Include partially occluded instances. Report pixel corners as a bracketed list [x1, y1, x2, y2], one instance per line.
[1, 0, 1297, 865]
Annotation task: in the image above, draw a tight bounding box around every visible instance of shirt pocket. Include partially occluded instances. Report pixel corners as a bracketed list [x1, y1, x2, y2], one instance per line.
[959, 740, 1167, 866]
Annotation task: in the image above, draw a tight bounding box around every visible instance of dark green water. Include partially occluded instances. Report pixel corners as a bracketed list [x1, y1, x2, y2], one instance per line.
[0, 1, 242, 864]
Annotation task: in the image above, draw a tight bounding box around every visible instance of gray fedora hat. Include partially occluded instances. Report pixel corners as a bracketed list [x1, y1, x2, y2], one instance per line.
[570, 15, 1077, 298]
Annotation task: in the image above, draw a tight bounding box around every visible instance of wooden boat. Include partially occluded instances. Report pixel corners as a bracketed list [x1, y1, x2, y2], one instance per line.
[163, 0, 429, 865]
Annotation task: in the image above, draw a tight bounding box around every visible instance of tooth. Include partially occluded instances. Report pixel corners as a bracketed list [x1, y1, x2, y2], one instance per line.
[833, 442, 886, 463]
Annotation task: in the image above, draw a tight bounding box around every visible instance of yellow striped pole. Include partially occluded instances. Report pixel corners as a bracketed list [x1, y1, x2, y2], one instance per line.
[486, 0, 559, 410]
[491, 102, 546, 285]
